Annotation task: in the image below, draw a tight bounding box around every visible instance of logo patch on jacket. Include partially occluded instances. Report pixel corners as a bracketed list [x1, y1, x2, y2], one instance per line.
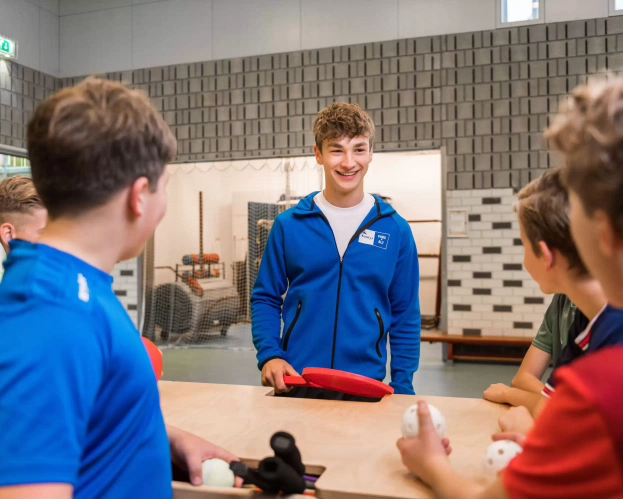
[358, 229, 390, 250]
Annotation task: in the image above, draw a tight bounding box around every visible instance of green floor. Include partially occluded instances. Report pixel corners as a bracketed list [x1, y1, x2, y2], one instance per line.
[162, 342, 526, 398]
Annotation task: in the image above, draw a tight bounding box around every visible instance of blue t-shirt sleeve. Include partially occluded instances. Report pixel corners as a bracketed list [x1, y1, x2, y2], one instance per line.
[0, 306, 105, 487]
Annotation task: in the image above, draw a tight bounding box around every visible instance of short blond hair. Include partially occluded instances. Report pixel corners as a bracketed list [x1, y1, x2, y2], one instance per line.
[313, 103, 375, 150]
[0, 176, 44, 224]
[545, 78, 623, 236]
[516, 168, 587, 275]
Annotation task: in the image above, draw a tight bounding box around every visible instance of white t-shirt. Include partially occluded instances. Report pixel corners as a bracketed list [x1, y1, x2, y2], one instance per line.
[314, 192, 376, 258]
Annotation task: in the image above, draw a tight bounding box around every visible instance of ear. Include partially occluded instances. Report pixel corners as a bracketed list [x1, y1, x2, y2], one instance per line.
[537, 241, 555, 270]
[128, 177, 151, 219]
[369, 144, 374, 162]
[0, 222, 14, 248]
[594, 210, 617, 258]
[314, 144, 324, 166]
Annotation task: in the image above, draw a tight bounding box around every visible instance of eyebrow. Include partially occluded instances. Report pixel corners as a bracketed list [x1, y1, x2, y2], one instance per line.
[326, 142, 368, 149]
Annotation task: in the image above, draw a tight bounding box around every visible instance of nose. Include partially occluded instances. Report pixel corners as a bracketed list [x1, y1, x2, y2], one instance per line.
[341, 152, 356, 169]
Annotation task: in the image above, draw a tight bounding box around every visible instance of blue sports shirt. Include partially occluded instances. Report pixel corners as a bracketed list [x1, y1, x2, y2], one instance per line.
[0, 241, 172, 498]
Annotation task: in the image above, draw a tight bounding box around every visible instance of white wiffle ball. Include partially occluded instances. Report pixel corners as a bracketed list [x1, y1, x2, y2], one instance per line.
[201, 458, 235, 487]
[401, 404, 446, 439]
[482, 440, 523, 477]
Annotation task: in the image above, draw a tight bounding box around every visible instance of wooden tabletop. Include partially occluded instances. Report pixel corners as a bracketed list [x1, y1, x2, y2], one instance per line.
[160, 382, 508, 499]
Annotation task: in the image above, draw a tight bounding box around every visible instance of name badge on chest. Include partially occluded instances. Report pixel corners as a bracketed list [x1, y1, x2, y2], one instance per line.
[358, 229, 390, 250]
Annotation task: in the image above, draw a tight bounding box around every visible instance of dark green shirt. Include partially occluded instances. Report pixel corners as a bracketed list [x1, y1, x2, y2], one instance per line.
[532, 294, 577, 365]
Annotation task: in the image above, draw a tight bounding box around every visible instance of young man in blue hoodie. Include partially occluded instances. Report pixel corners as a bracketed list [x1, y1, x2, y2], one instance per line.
[252, 103, 421, 397]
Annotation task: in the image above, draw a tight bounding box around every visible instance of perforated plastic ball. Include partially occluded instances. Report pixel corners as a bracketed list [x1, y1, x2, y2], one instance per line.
[201, 458, 235, 487]
[482, 440, 523, 477]
[401, 404, 446, 439]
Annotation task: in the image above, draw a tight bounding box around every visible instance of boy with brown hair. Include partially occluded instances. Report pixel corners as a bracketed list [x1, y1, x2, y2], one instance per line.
[0, 78, 240, 498]
[395, 79, 623, 499]
[252, 102, 421, 396]
[484, 168, 606, 420]
[0, 175, 47, 280]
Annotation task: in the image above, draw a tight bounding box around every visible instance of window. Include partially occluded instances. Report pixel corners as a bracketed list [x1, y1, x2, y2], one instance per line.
[0, 153, 30, 180]
[499, 0, 542, 26]
[611, 0, 623, 15]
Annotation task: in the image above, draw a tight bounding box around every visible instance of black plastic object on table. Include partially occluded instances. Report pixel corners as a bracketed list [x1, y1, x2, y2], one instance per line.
[229, 431, 312, 494]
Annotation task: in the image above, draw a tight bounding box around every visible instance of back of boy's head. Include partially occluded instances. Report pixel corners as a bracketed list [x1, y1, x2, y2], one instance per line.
[545, 78, 623, 237]
[517, 168, 588, 275]
[313, 102, 375, 150]
[0, 176, 44, 224]
[27, 77, 176, 220]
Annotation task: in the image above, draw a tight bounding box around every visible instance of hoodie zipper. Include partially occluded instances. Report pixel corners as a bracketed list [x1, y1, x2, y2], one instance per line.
[283, 301, 302, 351]
[375, 308, 385, 358]
[317, 204, 389, 369]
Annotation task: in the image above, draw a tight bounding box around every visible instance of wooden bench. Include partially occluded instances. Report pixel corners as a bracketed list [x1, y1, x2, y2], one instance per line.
[421, 331, 532, 363]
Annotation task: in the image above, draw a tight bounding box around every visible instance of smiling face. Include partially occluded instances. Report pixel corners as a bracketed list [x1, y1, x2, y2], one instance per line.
[312, 102, 376, 207]
[314, 135, 373, 205]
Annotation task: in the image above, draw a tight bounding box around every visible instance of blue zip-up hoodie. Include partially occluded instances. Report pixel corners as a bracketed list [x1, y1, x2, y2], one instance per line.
[251, 193, 421, 395]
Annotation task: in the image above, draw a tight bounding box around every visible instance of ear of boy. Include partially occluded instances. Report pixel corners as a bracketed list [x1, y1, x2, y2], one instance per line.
[129, 177, 151, 219]
[537, 241, 555, 270]
[594, 211, 617, 258]
[0, 222, 14, 252]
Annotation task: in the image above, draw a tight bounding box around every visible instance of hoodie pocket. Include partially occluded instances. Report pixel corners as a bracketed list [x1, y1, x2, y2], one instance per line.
[283, 301, 303, 351]
[375, 308, 385, 358]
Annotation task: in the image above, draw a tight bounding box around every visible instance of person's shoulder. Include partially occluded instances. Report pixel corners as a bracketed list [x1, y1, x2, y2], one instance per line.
[569, 345, 623, 375]
[0, 244, 111, 339]
[0, 299, 107, 378]
[382, 203, 409, 231]
[544, 293, 568, 313]
[385, 210, 415, 247]
[2, 298, 101, 341]
[557, 345, 623, 408]
[597, 304, 623, 323]
[276, 193, 320, 226]
[592, 305, 623, 345]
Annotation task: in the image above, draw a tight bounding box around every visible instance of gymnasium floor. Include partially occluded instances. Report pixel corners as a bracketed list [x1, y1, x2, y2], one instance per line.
[160, 324, 538, 398]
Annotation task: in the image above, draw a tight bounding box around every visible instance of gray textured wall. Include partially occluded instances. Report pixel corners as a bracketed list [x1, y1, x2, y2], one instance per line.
[0, 62, 56, 149]
[4, 15, 623, 192]
[54, 16, 623, 191]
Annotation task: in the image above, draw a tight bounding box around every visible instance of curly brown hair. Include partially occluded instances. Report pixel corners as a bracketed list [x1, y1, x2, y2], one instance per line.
[0, 176, 44, 224]
[313, 102, 375, 150]
[516, 168, 588, 275]
[27, 77, 176, 219]
[545, 78, 623, 237]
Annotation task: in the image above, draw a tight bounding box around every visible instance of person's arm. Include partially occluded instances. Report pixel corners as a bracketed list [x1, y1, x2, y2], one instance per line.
[511, 345, 551, 393]
[423, 462, 509, 499]
[0, 485, 72, 499]
[498, 406, 535, 434]
[513, 298, 559, 392]
[483, 384, 546, 416]
[251, 218, 297, 390]
[0, 308, 103, 493]
[397, 401, 509, 499]
[387, 223, 421, 395]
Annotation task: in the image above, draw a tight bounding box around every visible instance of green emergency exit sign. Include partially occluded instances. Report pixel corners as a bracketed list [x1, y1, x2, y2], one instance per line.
[0, 36, 17, 59]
